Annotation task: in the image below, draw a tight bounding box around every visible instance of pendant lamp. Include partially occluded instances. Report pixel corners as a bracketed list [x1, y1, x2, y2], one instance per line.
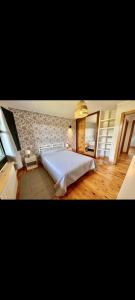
[74, 100, 88, 119]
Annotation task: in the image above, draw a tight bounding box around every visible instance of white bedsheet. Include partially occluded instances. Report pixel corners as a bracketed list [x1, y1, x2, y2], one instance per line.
[41, 150, 96, 196]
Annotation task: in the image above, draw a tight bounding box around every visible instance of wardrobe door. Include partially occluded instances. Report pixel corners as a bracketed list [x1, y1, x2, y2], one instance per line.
[76, 118, 85, 153]
[84, 112, 100, 158]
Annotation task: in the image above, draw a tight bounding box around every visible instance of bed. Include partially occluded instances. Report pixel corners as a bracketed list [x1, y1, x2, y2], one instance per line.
[39, 143, 96, 197]
[85, 140, 95, 152]
[85, 142, 95, 152]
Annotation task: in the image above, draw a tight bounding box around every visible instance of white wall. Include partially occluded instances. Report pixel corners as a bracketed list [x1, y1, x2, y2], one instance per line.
[109, 101, 135, 163]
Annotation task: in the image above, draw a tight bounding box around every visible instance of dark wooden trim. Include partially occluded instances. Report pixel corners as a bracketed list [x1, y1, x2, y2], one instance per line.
[120, 119, 129, 154]
[122, 109, 135, 116]
[127, 120, 135, 154]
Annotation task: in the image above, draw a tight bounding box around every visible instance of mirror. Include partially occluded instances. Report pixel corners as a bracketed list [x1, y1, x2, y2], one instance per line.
[84, 112, 99, 157]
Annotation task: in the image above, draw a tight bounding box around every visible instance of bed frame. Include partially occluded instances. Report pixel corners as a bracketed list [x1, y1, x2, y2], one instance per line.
[39, 142, 65, 154]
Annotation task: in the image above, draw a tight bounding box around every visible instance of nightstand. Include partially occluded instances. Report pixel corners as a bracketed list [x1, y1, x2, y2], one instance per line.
[24, 154, 38, 171]
[67, 147, 72, 151]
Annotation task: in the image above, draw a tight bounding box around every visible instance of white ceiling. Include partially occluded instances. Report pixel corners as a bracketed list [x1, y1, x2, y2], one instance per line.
[0, 100, 126, 119]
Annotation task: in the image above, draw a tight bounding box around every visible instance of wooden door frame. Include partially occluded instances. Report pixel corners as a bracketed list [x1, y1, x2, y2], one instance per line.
[115, 109, 135, 164]
[120, 119, 129, 154]
[126, 120, 135, 154]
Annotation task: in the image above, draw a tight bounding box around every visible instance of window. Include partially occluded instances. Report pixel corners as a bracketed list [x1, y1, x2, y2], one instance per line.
[0, 138, 7, 170]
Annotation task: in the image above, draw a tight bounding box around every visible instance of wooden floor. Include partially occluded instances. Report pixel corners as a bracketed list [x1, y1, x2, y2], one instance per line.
[128, 147, 135, 156]
[17, 154, 133, 200]
[61, 154, 132, 200]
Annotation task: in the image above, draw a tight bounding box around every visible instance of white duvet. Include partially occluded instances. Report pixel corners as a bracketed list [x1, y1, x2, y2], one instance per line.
[41, 149, 96, 196]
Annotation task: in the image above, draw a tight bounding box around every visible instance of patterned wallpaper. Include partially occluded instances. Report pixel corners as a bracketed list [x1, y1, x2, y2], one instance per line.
[10, 108, 76, 156]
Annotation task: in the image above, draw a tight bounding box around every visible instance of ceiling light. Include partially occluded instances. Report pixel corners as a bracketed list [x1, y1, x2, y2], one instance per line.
[74, 100, 88, 119]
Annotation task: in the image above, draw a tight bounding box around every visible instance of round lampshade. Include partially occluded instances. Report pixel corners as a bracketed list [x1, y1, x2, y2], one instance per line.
[74, 100, 88, 119]
[25, 149, 31, 156]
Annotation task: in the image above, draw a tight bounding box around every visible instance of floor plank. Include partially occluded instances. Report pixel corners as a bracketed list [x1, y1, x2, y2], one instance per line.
[17, 153, 133, 200]
[61, 154, 132, 200]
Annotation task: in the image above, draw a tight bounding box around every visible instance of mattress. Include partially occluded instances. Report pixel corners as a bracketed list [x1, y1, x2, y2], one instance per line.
[41, 149, 96, 197]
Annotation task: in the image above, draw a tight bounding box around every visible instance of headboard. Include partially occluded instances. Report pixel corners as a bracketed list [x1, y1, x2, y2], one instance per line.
[39, 142, 65, 154]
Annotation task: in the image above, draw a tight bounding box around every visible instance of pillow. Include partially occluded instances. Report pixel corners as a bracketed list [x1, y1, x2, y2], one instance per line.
[41, 146, 65, 155]
[40, 148, 56, 155]
[53, 146, 65, 152]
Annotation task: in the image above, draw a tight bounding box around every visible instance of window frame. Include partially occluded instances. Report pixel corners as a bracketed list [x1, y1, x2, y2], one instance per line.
[0, 138, 7, 170]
